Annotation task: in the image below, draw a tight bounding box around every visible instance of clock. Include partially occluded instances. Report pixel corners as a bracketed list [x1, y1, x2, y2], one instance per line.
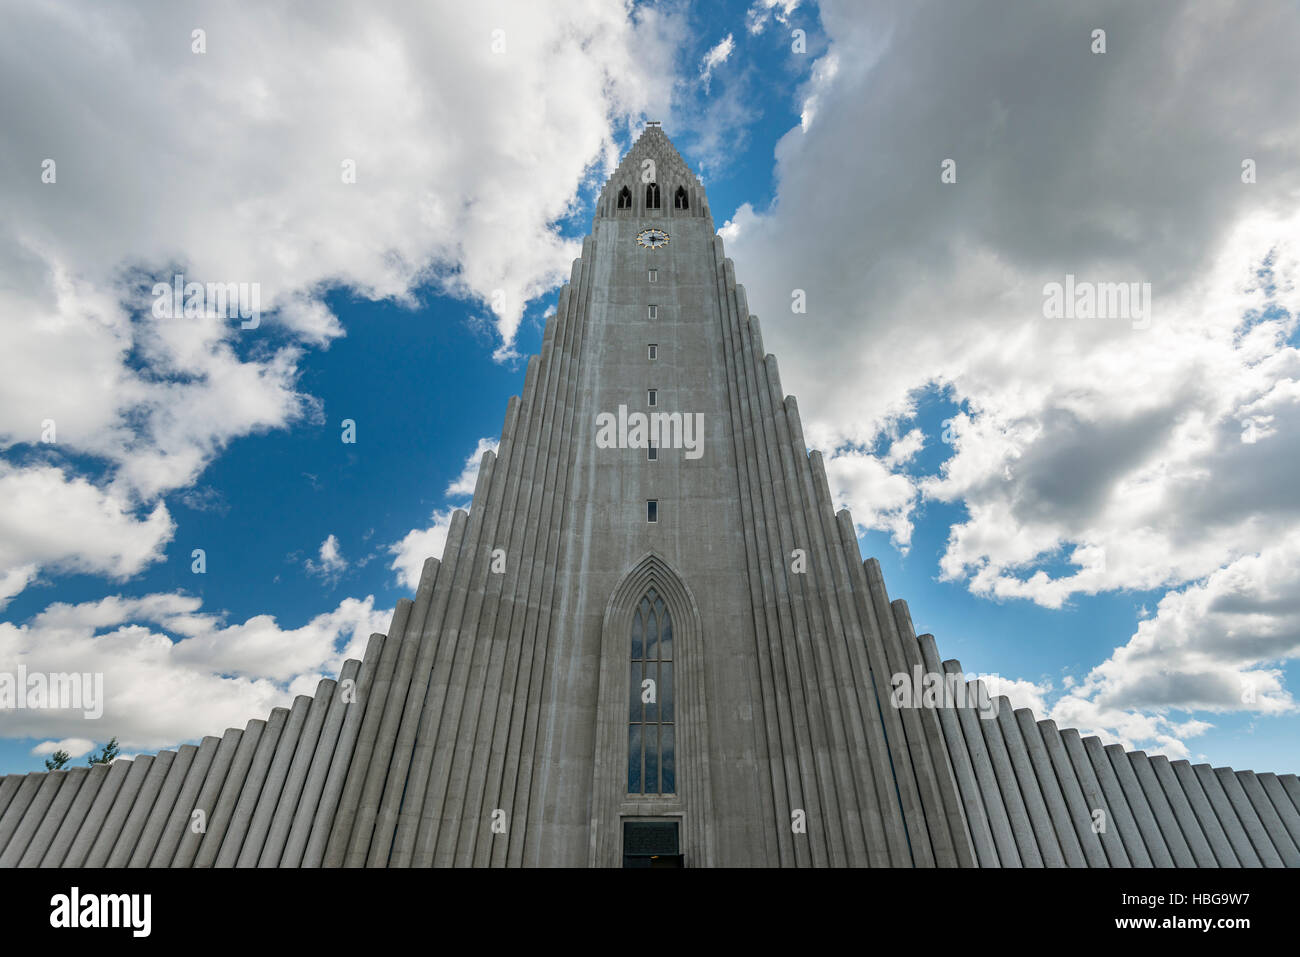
[636, 227, 669, 250]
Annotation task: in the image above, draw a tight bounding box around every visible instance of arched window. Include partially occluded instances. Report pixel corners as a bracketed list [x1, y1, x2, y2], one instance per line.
[629, 588, 674, 795]
[617, 186, 632, 209]
[674, 186, 688, 210]
[645, 182, 661, 209]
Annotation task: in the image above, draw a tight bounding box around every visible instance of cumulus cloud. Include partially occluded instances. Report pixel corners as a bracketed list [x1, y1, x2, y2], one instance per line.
[1, 591, 390, 752]
[700, 34, 735, 92]
[0, 463, 173, 608]
[304, 534, 348, 585]
[32, 738, 95, 761]
[0, 0, 683, 610]
[446, 438, 501, 499]
[746, 0, 803, 35]
[389, 509, 458, 593]
[723, 0, 1300, 753]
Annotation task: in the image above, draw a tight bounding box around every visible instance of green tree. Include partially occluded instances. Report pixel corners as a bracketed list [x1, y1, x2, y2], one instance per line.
[87, 737, 119, 765]
[44, 750, 71, 771]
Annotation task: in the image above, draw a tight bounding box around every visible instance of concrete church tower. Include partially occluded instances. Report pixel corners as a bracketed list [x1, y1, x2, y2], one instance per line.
[3, 127, 1298, 869]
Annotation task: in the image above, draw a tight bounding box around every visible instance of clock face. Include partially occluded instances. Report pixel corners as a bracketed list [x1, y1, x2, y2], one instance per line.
[636, 227, 669, 250]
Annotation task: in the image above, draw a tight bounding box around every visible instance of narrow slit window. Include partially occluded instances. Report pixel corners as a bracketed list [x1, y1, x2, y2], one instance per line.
[648, 304, 658, 319]
[647, 389, 657, 407]
[646, 500, 658, 523]
[648, 269, 658, 283]
[648, 444, 658, 461]
[648, 344, 658, 360]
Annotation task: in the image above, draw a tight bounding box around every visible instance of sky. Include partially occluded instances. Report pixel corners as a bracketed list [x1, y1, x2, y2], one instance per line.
[1, 0, 1297, 777]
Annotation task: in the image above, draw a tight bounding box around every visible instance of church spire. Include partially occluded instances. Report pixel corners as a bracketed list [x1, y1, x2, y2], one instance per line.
[597, 125, 709, 223]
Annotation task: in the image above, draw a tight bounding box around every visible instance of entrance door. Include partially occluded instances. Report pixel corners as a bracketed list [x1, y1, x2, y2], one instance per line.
[622, 820, 683, 868]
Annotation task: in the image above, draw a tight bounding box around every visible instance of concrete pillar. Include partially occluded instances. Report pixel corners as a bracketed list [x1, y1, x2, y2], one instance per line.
[1191, 764, 1260, 867]
[1169, 759, 1239, 867]
[1105, 745, 1174, 867]
[1148, 755, 1217, 867]
[997, 700, 1064, 866]
[129, 744, 197, 868]
[107, 751, 176, 867]
[16, 769, 88, 868]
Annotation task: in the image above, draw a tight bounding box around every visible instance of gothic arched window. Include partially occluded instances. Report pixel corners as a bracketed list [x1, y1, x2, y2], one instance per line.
[628, 588, 674, 795]
[674, 186, 688, 210]
[617, 186, 632, 209]
[645, 182, 661, 209]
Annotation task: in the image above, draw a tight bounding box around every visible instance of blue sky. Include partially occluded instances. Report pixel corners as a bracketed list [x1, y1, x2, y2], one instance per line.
[2, 0, 1299, 776]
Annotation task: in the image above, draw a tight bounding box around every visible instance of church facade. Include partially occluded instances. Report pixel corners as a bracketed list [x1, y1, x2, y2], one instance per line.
[2, 127, 1298, 868]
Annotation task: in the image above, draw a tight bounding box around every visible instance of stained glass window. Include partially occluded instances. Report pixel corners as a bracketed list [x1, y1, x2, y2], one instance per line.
[628, 588, 675, 794]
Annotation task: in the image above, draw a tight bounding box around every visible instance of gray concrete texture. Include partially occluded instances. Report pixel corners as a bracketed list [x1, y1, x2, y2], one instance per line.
[1, 128, 1294, 867]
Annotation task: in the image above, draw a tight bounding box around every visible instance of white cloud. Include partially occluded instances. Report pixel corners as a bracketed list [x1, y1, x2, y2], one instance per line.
[700, 34, 735, 91]
[32, 738, 95, 760]
[0, 463, 173, 609]
[0, 591, 390, 752]
[389, 510, 457, 592]
[387, 435, 500, 590]
[746, 0, 802, 35]
[977, 674, 1053, 718]
[723, 0, 1300, 750]
[823, 446, 918, 549]
[0, 1, 685, 609]
[304, 534, 348, 584]
[446, 438, 500, 499]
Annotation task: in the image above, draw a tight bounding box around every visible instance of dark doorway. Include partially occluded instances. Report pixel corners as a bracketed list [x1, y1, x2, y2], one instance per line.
[622, 820, 683, 868]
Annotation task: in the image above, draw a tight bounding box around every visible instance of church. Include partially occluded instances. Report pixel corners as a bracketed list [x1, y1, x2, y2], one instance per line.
[1, 126, 1297, 868]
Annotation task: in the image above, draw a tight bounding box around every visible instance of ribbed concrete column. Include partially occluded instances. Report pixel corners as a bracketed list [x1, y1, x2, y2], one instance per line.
[261, 679, 337, 867]
[924, 650, 997, 866]
[1034, 719, 1106, 867]
[172, 727, 243, 867]
[891, 603, 973, 867]
[236, 695, 311, 867]
[306, 635, 386, 867]
[282, 659, 361, 867]
[944, 664, 1018, 866]
[196, 719, 268, 867]
[107, 751, 176, 867]
[1127, 751, 1195, 867]
[1214, 767, 1284, 867]
[0, 775, 42, 857]
[64, 760, 131, 867]
[210, 710, 287, 866]
[1258, 772, 1300, 850]
[1192, 763, 1261, 866]
[1236, 771, 1300, 866]
[0, 772, 63, 867]
[1105, 746, 1174, 866]
[1081, 736, 1152, 866]
[976, 684, 1042, 865]
[85, 756, 155, 867]
[1059, 729, 1130, 867]
[16, 769, 88, 868]
[997, 700, 1064, 866]
[324, 611, 410, 865]
[1148, 755, 1217, 867]
[45, 764, 110, 867]
[1170, 759, 1239, 867]
[130, 744, 197, 867]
